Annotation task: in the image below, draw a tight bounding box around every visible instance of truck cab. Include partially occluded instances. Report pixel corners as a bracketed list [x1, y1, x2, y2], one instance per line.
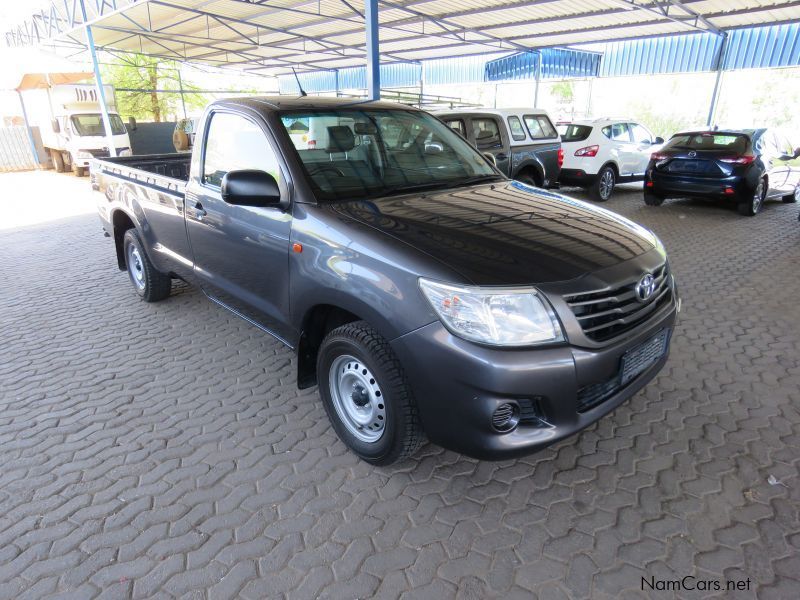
[26, 83, 132, 176]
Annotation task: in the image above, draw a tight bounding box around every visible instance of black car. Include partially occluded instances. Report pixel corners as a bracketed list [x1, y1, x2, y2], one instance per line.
[643, 128, 800, 216]
[92, 97, 678, 465]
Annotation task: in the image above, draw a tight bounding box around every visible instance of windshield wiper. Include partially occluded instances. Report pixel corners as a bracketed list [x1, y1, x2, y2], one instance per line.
[373, 174, 503, 199]
[450, 174, 504, 188]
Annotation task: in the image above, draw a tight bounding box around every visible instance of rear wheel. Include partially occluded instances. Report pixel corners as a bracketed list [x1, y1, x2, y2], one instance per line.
[516, 170, 542, 188]
[50, 149, 65, 173]
[644, 191, 665, 206]
[317, 321, 423, 465]
[782, 186, 799, 203]
[590, 166, 615, 201]
[738, 179, 765, 216]
[72, 164, 85, 177]
[123, 229, 172, 302]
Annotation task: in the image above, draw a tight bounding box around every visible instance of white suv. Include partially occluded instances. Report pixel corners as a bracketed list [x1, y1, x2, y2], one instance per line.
[558, 119, 664, 201]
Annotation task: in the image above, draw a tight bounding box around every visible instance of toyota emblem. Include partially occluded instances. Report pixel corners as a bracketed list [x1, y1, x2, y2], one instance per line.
[635, 273, 657, 303]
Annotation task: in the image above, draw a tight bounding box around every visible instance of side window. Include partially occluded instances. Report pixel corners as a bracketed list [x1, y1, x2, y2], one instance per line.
[472, 118, 502, 149]
[445, 119, 466, 138]
[630, 123, 652, 144]
[523, 115, 558, 140]
[603, 123, 631, 142]
[507, 116, 527, 141]
[202, 112, 281, 189]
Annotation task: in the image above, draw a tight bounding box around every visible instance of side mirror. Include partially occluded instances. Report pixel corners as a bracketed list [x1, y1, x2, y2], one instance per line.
[221, 170, 282, 207]
[424, 142, 443, 155]
[483, 152, 497, 166]
[654, 137, 665, 145]
[127, 117, 137, 131]
[794, 147, 800, 159]
[51, 118, 60, 133]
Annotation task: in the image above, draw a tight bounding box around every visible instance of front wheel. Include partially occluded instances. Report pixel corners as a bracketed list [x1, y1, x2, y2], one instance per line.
[590, 166, 615, 201]
[782, 186, 799, 203]
[317, 321, 423, 465]
[738, 179, 765, 216]
[50, 149, 65, 173]
[72, 164, 85, 177]
[123, 229, 172, 302]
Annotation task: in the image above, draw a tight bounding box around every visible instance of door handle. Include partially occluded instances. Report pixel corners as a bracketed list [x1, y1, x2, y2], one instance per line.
[495, 153, 508, 161]
[194, 202, 207, 220]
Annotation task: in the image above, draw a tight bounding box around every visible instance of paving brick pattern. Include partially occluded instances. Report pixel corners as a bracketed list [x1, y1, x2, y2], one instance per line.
[1, 172, 799, 598]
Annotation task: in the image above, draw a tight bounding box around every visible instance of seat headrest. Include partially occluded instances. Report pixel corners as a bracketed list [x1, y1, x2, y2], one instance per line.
[326, 126, 355, 152]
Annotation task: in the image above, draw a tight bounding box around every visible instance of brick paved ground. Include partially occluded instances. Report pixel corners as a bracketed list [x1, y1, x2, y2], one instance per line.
[1, 170, 799, 599]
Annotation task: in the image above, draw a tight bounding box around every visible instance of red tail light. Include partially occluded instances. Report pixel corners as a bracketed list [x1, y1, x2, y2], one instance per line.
[719, 155, 756, 165]
[557, 148, 564, 168]
[307, 140, 317, 149]
[574, 145, 598, 157]
[651, 152, 669, 161]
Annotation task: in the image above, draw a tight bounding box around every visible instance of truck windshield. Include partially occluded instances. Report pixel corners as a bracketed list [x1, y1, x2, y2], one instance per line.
[70, 114, 127, 136]
[279, 108, 500, 201]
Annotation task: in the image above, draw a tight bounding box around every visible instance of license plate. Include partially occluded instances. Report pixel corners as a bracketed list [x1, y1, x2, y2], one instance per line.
[620, 329, 669, 385]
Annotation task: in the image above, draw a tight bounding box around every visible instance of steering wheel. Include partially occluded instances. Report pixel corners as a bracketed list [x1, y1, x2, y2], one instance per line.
[309, 165, 345, 178]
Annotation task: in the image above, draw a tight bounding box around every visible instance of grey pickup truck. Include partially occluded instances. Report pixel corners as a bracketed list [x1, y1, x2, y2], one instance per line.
[435, 108, 563, 189]
[93, 96, 679, 465]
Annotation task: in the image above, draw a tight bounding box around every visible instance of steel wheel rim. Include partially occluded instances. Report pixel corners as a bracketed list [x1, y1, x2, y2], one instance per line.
[600, 171, 613, 199]
[753, 182, 764, 212]
[328, 355, 385, 443]
[127, 245, 145, 290]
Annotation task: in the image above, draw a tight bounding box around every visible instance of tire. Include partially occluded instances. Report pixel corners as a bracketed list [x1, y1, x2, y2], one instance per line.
[72, 164, 85, 177]
[590, 166, 615, 202]
[50, 149, 65, 173]
[782, 186, 799, 203]
[122, 229, 172, 302]
[644, 191, 665, 206]
[317, 321, 423, 465]
[738, 179, 766, 216]
[516, 170, 541, 188]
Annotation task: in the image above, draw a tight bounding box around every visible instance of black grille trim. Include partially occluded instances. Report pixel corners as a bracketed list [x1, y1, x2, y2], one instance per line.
[564, 263, 672, 342]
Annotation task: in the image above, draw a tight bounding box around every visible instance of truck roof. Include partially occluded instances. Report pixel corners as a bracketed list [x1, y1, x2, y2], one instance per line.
[214, 96, 420, 112]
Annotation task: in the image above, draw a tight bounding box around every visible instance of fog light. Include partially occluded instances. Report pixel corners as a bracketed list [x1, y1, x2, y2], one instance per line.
[492, 403, 520, 433]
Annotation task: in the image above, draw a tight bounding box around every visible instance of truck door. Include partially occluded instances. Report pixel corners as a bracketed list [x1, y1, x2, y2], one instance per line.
[184, 109, 293, 342]
[470, 117, 511, 176]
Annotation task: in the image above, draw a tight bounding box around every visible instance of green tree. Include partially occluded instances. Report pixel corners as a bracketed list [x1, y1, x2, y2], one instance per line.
[550, 81, 575, 104]
[102, 54, 206, 122]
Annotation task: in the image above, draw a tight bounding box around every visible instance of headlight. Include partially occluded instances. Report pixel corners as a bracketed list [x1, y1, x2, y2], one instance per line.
[119, 148, 132, 157]
[419, 278, 564, 346]
[75, 150, 93, 159]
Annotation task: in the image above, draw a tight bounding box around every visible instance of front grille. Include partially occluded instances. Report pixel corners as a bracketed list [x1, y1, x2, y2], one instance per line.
[577, 329, 669, 412]
[564, 263, 672, 343]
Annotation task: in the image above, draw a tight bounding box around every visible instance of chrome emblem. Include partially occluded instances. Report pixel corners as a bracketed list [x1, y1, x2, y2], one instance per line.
[688, 150, 697, 158]
[635, 273, 657, 303]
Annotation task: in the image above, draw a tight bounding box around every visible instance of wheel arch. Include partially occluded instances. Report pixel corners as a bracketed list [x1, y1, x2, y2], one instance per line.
[296, 304, 364, 389]
[512, 159, 545, 185]
[111, 208, 139, 270]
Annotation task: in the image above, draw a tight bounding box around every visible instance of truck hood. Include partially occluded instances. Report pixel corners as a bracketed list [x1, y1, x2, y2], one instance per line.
[327, 181, 658, 285]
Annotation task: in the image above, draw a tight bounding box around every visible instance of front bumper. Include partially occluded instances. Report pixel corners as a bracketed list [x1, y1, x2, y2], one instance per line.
[391, 299, 677, 460]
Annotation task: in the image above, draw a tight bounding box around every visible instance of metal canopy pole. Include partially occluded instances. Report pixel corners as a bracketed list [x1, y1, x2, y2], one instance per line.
[365, 0, 380, 101]
[79, 0, 117, 157]
[706, 32, 728, 127]
[17, 91, 41, 168]
[533, 50, 542, 108]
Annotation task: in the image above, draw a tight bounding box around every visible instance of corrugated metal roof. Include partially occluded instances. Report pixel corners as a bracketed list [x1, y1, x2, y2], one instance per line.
[6, 0, 800, 77]
[485, 48, 601, 81]
[597, 22, 800, 76]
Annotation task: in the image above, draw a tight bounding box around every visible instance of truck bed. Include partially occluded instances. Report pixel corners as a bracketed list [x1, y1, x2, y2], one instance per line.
[92, 153, 190, 197]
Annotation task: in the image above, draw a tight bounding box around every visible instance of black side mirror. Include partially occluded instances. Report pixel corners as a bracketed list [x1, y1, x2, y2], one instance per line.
[127, 117, 137, 131]
[794, 147, 800, 159]
[654, 136, 665, 145]
[221, 170, 282, 207]
[51, 118, 60, 133]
